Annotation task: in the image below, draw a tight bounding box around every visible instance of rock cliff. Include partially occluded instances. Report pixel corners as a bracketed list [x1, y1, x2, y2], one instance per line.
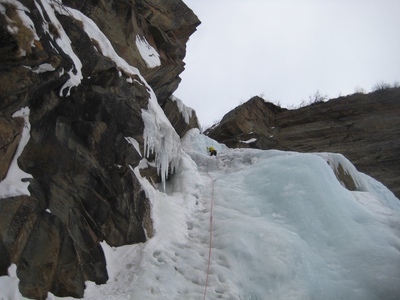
[0, 0, 199, 298]
[206, 89, 400, 198]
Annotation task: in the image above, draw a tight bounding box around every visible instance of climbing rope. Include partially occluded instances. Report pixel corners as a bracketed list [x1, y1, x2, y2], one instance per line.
[203, 160, 216, 300]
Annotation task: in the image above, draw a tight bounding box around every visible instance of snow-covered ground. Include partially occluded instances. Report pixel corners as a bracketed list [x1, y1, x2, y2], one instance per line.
[3, 129, 400, 300]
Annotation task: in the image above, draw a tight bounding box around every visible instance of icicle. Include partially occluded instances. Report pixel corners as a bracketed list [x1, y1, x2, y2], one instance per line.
[142, 93, 181, 190]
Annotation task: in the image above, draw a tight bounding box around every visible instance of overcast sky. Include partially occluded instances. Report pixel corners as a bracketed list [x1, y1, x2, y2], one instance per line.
[174, 0, 400, 127]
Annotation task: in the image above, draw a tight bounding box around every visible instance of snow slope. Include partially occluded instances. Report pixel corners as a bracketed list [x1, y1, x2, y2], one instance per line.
[3, 129, 398, 300]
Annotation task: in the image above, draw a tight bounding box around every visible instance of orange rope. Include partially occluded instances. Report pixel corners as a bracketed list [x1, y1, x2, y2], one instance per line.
[203, 167, 215, 300]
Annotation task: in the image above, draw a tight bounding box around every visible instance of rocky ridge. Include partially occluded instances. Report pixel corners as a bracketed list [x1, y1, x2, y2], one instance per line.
[206, 89, 400, 198]
[0, 0, 199, 298]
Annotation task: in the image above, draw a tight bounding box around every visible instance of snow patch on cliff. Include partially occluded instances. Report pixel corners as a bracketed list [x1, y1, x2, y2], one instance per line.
[135, 35, 161, 68]
[35, 0, 83, 96]
[0, 107, 32, 199]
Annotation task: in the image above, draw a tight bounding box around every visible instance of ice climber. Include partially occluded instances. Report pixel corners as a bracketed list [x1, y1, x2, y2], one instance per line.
[207, 146, 217, 156]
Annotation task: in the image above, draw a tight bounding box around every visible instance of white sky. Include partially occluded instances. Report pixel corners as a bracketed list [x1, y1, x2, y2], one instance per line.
[175, 0, 400, 127]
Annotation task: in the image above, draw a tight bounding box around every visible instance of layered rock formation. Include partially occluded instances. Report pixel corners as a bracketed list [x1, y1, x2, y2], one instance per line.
[206, 89, 400, 198]
[0, 0, 199, 298]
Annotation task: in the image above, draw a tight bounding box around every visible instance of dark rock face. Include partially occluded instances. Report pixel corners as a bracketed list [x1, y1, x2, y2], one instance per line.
[206, 90, 400, 198]
[63, 0, 201, 106]
[0, 116, 24, 180]
[163, 96, 200, 138]
[0, 0, 199, 298]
